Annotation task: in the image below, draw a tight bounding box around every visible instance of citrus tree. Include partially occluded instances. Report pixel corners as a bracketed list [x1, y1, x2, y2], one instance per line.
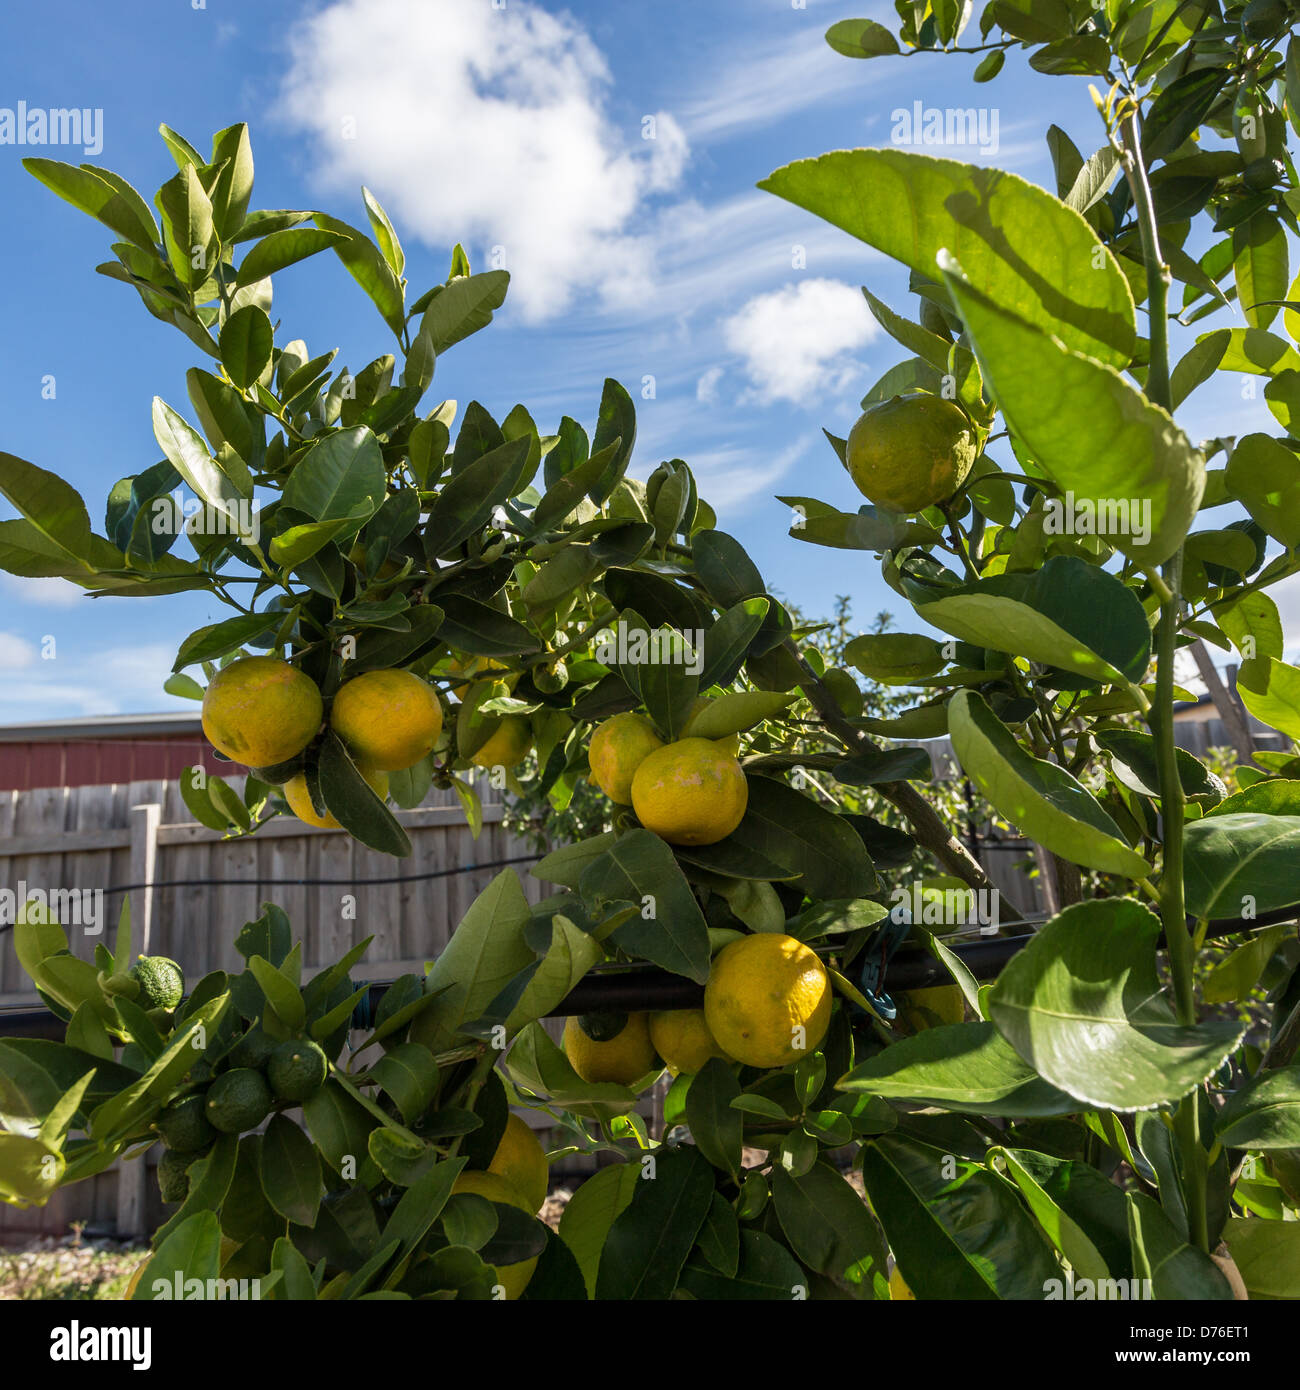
[3, 0, 1300, 1299]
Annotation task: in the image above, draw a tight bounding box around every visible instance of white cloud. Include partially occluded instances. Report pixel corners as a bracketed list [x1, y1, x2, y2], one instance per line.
[1, 574, 86, 608]
[277, 0, 689, 321]
[722, 279, 876, 405]
[675, 23, 885, 143]
[684, 438, 814, 511]
[0, 641, 181, 720]
[696, 366, 724, 404]
[0, 632, 37, 668]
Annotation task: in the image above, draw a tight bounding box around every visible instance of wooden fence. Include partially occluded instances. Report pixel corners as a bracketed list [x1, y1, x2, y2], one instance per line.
[0, 775, 548, 1241]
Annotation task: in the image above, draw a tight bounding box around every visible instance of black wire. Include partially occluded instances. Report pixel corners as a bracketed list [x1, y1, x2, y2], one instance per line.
[0, 854, 540, 936]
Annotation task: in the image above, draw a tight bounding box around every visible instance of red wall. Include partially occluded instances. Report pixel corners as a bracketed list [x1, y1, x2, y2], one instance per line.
[0, 735, 227, 792]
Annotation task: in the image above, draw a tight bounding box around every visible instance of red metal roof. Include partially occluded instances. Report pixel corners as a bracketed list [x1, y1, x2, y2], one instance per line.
[0, 714, 226, 791]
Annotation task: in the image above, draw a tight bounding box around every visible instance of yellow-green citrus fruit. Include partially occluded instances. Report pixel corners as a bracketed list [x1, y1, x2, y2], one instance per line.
[201, 657, 323, 768]
[648, 1009, 733, 1076]
[588, 712, 664, 803]
[486, 1113, 550, 1214]
[889, 1265, 916, 1300]
[156, 1147, 194, 1203]
[330, 668, 444, 771]
[451, 1170, 538, 1299]
[897, 984, 966, 1033]
[630, 738, 748, 846]
[283, 766, 388, 828]
[563, 1012, 661, 1086]
[704, 933, 832, 1069]
[469, 716, 532, 770]
[204, 1067, 274, 1134]
[845, 394, 977, 513]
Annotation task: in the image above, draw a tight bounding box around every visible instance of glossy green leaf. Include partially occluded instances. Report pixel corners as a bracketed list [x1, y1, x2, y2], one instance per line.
[581, 829, 711, 984]
[1221, 1215, 1300, 1298]
[760, 150, 1134, 364]
[1239, 658, 1300, 742]
[940, 259, 1202, 566]
[557, 1161, 642, 1297]
[950, 691, 1150, 877]
[218, 305, 274, 389]
[839, 1022, 1078, 1115]
[771, 1159, 887, 1284]
[1224, 434, 1300, 547]
[1183, 812, 1300, 918]
[281, 426, 385, 527]
[419, 270, 510, 353]
[988, 898, 1245, 1110]
[685, 1057, 743, 1178]
[594, 1145, 714, 1299]
[860, 1132, 1060, 1299]
[1216, 1065, 1300, 1149]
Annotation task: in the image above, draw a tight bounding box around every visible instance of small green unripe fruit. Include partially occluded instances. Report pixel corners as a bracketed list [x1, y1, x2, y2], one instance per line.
[156, 1147, 194, 1204]
[1243, 156, 1286, 191]
[1242, 0, 1287, 40]
[205, 1068, 274, 1134]
[130, 956, 185, 1011]
[267, 1039, 328, 1102]
[155, 1094, 215, 1153]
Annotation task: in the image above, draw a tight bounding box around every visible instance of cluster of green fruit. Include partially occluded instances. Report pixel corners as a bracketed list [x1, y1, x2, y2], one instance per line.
[152, 1024, 328, 1204]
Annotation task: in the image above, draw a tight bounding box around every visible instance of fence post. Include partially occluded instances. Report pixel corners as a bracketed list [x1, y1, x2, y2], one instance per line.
[129, 802, 161, 955]
[117, 801, 161, 1238]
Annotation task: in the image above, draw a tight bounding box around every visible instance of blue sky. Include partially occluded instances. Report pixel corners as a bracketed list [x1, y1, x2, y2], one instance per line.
[0, 0, 1290, 722]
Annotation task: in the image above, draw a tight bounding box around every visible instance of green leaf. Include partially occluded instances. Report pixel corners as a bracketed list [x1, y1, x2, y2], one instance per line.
[131, 1211, 221, 1299]
[235, 227, 347, 288]
[825, 18, 900, 57]
[685, 1057, 743, 1178]
[680, 1228, 805, 1299]
[219, 305, 274, 390]
[1234, 213, 1288, 330]
[158, 164, 216, 290]
[1096, 729, 1224, 805]
[370, 1042, 439, 1124]
[1221, 1215, 1300, 1298]
[1183, 812, 1300, 919]
[152, 397, 246, 510]
[940, 259, 1202, 566]
[173, 611, 279, 671]
[1202, 924, 1290, 1004]
[503, 915, 603, 1035]
[719, 775, 878, 899]
[1216, 1065, 1300, 1149]
[557, 1161, 641, 1297]
[1128, 1192, 1232, 1299]
[759, 149, 1134, 365]
[1224, 434, 1300, 547]
[771, 1160, 887, 1284]
[839, 1021, 1078, 1115]
[860, 1133, 1059, 1299]
[270, 1236, 318, 1301]
[988, 898, 1245, 1110]
[949, 691, 1150, 878]
[410, 870, 535, 1052]
[1239, 658, 1300, 742]
[419, 270, 510, 353]
[916, 556, 1152, 686]
[423, 435, 533, 557]
[361, 186, 404, 276]
[313, 213, 406, 338]
[581, 829, 712, 984]
[594, 1145, 714, 1299]
[588, 379, 637, 505]
[318, 732, 411, 858]
[845, 632, 945, 680]
[303, 1079, 379, 1179]
[281, 426, 385, 526]
[257, 1115, 323, 1226]
[995, 1147, 1109, 1283]
[23, 157, 158, 253]
[0, 453, 92, 562]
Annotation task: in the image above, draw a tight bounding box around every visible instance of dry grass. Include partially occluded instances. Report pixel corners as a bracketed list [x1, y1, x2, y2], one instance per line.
[0, 1230, 145, 1301]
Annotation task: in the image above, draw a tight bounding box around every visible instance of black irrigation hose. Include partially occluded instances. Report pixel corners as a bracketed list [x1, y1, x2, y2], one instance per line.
[3, 901, 1295, 1042]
